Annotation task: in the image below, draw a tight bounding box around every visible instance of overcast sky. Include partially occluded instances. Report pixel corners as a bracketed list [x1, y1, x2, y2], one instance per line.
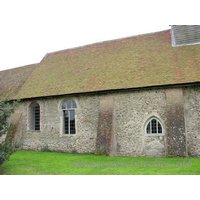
[0, 0, 198, 71]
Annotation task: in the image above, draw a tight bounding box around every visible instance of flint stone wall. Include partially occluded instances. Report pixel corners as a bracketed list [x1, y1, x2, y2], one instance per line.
[14, 85, 200, 157]
[183, 85, 200, 157]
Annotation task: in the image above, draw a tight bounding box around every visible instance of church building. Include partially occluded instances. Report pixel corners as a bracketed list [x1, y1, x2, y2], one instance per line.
[0, 25, 200, 157]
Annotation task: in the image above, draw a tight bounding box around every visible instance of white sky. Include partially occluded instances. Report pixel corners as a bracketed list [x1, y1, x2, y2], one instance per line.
[0, 0, 198, 71]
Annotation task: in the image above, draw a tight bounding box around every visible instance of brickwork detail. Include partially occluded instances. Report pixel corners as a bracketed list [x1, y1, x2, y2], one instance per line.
[96, 97, 115, 156]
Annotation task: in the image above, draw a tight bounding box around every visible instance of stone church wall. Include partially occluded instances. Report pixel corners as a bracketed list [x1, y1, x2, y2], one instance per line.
[183, 85, 200, 157]
[14, 85, 200, 157]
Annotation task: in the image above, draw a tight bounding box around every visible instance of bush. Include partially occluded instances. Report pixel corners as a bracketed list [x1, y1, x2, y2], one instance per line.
[0, 96, 19, 165]
[0, 141, 15, 165]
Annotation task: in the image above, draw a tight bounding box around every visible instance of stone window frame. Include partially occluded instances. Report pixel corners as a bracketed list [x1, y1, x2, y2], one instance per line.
[27, 101, 41, 131]
[60, 99, 78, 135]
[144, 116, 165, 136]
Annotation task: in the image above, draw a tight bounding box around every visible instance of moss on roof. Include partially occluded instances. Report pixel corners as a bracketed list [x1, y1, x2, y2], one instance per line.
[1, 30, 200, 99]
[0, 64, 37, 100]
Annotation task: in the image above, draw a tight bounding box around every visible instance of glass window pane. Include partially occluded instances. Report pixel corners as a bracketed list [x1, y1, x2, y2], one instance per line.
[64, 110, 69, 134]
[29, 106, 34, 130]
[158, 122, 162, 133]
[72, 100, 77, 109]
[34, 105, 40, 130]
[29, 102, 40, 131]
[146, 118, 163, 134]
[62, 100, 76, 134]
[151, 119, 157, 133]
[62, 101, 67, 110]
[62, 100, 77, 109]
[67, 100, 72, 109]
[70, 110, 76, 134]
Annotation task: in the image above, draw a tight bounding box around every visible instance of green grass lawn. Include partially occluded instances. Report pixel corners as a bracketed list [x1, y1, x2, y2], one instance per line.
[0, 150, 199, 175]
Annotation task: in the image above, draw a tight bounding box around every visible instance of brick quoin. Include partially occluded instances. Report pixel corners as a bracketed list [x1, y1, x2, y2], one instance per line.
[166, 88, 186, 156]
[96, 97, 115, 156]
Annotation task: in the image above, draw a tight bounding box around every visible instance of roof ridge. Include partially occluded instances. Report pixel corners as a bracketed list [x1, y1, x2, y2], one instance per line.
[4, 27, 200, 100]
[41, 29, 171, 59]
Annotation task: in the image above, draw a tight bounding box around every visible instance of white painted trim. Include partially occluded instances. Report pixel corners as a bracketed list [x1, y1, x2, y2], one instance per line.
[143, 113, 165, 136]
[58, 98, 78, 136]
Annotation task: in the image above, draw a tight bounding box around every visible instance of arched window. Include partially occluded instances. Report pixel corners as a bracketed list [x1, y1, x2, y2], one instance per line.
[61, 100, 77, 134]
[29, 102, 40, 131]
[145, 118, 163, 134]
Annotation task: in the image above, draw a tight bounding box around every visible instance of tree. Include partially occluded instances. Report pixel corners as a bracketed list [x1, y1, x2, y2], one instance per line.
[0, 96, 19, 165]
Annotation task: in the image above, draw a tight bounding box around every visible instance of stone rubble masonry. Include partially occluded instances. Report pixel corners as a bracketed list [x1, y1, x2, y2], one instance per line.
[183, 85, 200, 157]
[11, 85, 200, 157]
[166, 88, 186, 156]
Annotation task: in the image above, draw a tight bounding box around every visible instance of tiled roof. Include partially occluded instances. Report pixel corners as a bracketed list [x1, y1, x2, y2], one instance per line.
[0, 64, 37, 100]
[1, 30, 200, 100]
